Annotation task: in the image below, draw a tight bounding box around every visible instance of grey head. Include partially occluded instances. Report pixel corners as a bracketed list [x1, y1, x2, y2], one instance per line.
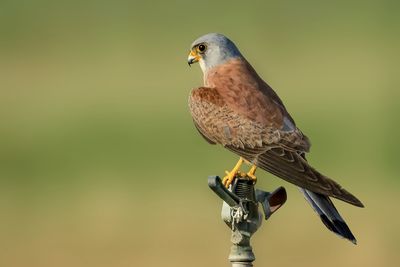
[187, 33, 243, 73]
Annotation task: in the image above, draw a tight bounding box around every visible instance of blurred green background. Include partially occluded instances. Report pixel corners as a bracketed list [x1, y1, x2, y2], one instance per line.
[0, 0, 399, 266]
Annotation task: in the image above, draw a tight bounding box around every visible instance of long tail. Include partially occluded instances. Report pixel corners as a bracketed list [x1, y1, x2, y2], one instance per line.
[300, 188, 357, 244]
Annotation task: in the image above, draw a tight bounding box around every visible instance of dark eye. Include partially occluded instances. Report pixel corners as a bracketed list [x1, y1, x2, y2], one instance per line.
[198, 44, 207, 53]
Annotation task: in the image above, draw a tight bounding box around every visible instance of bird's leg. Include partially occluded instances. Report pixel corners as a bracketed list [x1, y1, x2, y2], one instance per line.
[222, 157, 245, 188]
[246, 165, 257, 184]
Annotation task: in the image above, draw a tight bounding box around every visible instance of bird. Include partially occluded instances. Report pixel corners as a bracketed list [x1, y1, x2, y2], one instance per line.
[187, 33, 364, 244]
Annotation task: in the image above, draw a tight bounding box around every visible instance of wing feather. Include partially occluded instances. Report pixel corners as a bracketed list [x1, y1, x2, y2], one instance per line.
[189, 86, 364, 207]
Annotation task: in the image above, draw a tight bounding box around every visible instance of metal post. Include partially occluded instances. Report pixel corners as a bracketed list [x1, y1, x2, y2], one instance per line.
[208, 175, 287, 267]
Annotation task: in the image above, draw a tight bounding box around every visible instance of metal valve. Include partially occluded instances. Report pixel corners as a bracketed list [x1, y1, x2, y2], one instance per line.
[208, 175, 287, 267]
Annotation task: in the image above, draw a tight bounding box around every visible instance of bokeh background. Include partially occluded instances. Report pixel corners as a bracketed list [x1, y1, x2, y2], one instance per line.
[1, 0, 399, 266]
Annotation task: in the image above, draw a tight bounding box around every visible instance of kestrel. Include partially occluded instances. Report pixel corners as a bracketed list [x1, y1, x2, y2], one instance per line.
[187, 33, 364, 244]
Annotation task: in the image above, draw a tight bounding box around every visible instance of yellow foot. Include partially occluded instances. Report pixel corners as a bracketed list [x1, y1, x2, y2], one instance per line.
[246, 165, 257, 184]
[222, 158, 258, 187]
[222, 157, 245, 188]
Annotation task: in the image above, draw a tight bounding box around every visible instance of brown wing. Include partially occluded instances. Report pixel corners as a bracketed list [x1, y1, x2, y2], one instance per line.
[193, 120, 216, 144]
[189, 87, 364, 207]
[228, 145, 364, 207]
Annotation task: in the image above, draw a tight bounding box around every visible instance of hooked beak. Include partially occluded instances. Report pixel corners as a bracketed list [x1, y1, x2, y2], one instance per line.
[187, 50, 200, 66]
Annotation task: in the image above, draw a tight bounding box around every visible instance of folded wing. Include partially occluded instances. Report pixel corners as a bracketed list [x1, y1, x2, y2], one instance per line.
[189, 86, 364, 207]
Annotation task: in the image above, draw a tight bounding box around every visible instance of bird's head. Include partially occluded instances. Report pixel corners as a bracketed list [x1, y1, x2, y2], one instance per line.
[188, 33, 242, 73]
